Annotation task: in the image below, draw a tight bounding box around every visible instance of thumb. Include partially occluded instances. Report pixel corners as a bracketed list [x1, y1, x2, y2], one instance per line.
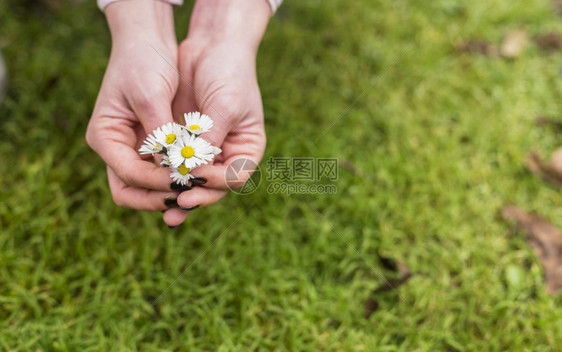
[197, 97, 243, 149]
[131, 88, 177, 135]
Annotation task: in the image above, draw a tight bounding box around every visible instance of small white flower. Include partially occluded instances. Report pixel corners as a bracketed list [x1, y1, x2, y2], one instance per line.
[168, 133, 218, 169]
[170, 164, 195, 185]
[160, 154, 172, 167]
[139, 134, 164, 155]
[138, 112, 222, 177]
[210, 146, 222, 155]
[153, 122, 184, 147]
[183, 112, 214, 135]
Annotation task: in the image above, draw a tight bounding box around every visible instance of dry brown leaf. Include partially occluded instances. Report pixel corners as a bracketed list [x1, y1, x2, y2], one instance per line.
[372, 261, 412, 293]
[554, 0, 562, 15]
[40, 0, 61, 10]
[535, 32, 562, 52]
[536, 116, 562, 131]
[364, 256, 412, 319]
[370, 273, 412, 296]
[456, 40, 497, 56]
[525, 150, 562, 188]
[363, 297, 379, 319]
[340, 160, 360, 176]
[501, 205, 562, 295]
[340, 160, 375, 181]
[550, 148, 562, 175]
[501, 30, 528, 59]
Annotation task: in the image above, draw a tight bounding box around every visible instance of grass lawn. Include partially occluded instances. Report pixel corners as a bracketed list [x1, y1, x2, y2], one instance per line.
[2, 0, 562, 350]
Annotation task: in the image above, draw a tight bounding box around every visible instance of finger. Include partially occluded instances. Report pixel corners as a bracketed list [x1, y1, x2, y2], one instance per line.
[177, 187, 228, 209]
[162, 207, 191, 228]
[173, 48, 199, 122]
[190, 140, 264, 190]
[197, 100, 266, 170]
[189, 165, 252, 191]
[88, 118, 176, 191]
[172, 77, 199, 123]
[107, 166, 178, 211]
[131, 89, 177, 135]
[108, 148, 174, 191]
[197, 101, 239, 149]
[164, 188, 226, 228]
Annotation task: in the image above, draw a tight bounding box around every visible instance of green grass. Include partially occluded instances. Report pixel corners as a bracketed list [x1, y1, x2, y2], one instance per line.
[2, 0, 562, 350]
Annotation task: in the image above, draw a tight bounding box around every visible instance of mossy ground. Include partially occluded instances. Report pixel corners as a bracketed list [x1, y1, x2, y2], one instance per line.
[2, 0, 562, 350]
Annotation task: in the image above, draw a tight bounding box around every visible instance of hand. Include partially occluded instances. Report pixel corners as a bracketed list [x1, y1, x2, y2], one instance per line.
[86, 1, 180, 213]
[163, 0, 271, 226]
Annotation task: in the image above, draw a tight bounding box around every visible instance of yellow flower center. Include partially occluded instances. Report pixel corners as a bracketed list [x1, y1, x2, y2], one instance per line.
[178, 164, 190, 175]
[181, 146, 195, 158]
[190, 124, 201, 131]
[165, 134, 176, 144]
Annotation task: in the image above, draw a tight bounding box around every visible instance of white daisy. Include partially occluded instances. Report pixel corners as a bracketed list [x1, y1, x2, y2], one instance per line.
[160, 154, 172, 167]
[139, 134, 164, 155]
[183, 112, 214, 135]
[210, 146, 222, 155]
[170, 164, 195, 185]
[168, 133, 218, 169]
[153, 122, 184, 148]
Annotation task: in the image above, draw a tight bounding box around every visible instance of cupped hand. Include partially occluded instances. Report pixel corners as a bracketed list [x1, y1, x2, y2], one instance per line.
[163, 38, 267, 226]
[86, 2, 180, 213]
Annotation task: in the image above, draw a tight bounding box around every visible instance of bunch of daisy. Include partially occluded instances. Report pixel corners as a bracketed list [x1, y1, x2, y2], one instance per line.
[139, 112, 221, 185]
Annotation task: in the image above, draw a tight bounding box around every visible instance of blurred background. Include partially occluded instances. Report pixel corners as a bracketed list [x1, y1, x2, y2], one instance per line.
[1, 0, 562, 350]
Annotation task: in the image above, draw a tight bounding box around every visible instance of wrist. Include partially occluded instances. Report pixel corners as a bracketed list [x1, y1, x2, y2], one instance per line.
[106, 0, 177, 51]
[187, 0, 271, 53]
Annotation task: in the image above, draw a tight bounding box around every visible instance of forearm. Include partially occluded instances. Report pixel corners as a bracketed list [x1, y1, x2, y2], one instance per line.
[187, 0, 271, 53]
[105, 0, 177, 52]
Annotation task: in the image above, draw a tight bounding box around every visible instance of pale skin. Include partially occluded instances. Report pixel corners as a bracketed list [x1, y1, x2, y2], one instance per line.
[86, 0, 270, 227]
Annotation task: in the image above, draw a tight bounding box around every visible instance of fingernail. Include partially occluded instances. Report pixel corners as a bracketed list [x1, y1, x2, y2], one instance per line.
[168, 224, 182, 230]
[180, 205, 200, 211]
[191, 177, 207, 185]
[170, 182, 192, 191]
[164, 197, 178, 207]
